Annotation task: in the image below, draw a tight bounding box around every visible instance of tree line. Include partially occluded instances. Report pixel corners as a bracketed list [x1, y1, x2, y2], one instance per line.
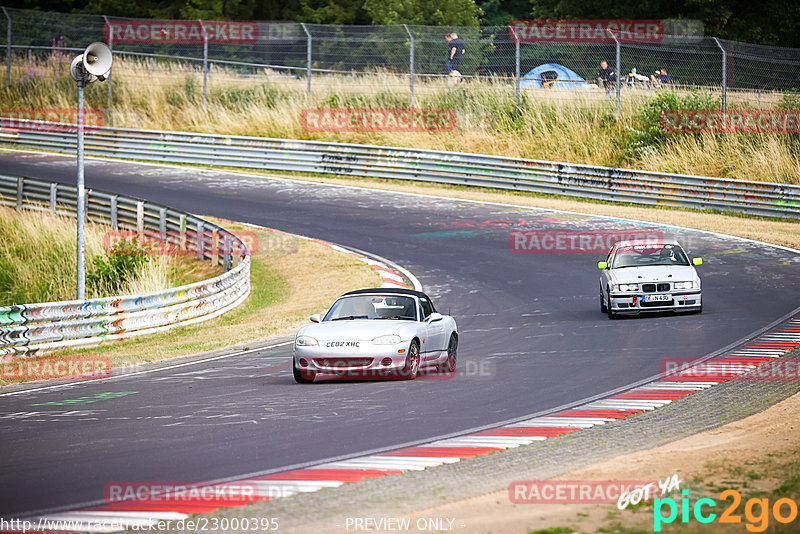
[6, 0, 799, 47]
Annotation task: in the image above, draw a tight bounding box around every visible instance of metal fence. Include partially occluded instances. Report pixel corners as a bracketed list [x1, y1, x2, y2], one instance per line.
[0, 119, 798, 219]
[2, 6, 799, 110]
[0, 174, 251, 356]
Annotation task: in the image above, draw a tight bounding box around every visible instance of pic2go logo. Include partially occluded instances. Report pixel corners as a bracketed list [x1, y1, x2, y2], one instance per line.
[654, 489, 799, 532]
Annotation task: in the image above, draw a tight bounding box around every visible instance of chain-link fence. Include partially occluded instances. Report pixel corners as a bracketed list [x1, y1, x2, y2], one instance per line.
[2, 6, 799, 110]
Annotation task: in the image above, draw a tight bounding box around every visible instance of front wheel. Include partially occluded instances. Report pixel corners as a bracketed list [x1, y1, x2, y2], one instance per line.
[293, 362, 316, 383]
[445, 334, 458, 373]
[402, 341, 420, 380]
[606, 296, 616, 320]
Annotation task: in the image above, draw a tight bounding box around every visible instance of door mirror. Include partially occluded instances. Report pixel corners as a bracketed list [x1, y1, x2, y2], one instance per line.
[692, 258, 703, 266]
[597, 261, 608, 270]
[427, 312, 443, 323]
[310, 313, 321, 323]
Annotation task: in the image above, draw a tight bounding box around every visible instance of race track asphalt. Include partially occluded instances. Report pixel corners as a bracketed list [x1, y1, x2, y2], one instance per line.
[2, 151, 799, 516]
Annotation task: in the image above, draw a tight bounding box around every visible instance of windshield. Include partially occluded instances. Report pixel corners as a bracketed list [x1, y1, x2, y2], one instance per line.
[323, 295, 418, 321]
[611, 244, 690, 269]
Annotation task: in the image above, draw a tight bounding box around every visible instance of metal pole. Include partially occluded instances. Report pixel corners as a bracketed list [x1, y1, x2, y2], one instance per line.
[515, 32, 521, 107]
[403, 24, 414, 106]
[76, 76, 86, 300]
[714, 37, 727, 112]
[2, 7, 10, 89]
[613, 33, 621, 115]
[199, 20, 208, 108]
[103, 15, 112, 108]
[301, 23, 311, 98]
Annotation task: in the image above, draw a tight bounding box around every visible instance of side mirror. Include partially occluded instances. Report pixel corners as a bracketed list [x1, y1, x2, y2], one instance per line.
[427, 312, 443, 323]
[692, 258, 703, 266]
[310, 313, 321, 323]
[597, 261, 608, 270]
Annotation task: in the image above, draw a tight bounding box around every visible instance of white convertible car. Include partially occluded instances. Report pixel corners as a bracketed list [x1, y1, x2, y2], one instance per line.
[293, 288, 458, 382]
[598, 240, 703, 318]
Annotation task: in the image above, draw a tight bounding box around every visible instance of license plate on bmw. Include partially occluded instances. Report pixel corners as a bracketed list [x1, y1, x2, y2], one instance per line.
[644, 294, 671, 302]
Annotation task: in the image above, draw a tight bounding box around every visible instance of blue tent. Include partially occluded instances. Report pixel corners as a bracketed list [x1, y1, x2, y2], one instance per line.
[520, 63, 596, 90]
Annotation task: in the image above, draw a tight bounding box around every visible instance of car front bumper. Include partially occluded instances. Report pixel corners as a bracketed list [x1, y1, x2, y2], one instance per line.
[294, 343, 413, 378]
[609, 290, 701, 314]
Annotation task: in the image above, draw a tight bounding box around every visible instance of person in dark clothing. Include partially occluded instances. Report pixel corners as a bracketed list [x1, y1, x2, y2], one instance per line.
[597, 60, 617, 88]
[446, 32, 465, 74]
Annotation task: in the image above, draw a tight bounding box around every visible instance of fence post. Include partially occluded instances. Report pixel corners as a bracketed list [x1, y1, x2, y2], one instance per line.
[613, 32, 621, 115]
[103, 15, 113, 108]
[2, 7, 10, 89]
[403, 24, 414, 106]
[301, 23, 311, 98]
[199, 19, 208, 108]
[512, 27, 520, 107]
[713, 37, 727, 112]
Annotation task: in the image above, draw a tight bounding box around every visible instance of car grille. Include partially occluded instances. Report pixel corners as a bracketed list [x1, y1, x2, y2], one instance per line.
[641, 283, 670, 293]
[314, 358, 374, 368]
[641, 299, 674, 308]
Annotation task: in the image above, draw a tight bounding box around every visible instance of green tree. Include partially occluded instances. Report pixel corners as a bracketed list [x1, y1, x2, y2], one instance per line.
[363, 0, 482, 26]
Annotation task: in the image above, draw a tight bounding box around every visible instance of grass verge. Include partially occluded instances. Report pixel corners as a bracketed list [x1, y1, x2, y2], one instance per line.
[0, 205, 218, 305]
[3, 56, 800, 184]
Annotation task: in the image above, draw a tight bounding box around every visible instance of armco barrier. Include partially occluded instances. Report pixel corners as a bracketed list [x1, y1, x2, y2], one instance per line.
[0, 174, 250, 356]
[0, 118, 798, 218]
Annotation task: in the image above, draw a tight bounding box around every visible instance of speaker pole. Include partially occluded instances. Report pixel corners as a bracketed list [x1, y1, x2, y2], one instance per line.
[76, 74, 86, 300]
[70, 41, 112, 300]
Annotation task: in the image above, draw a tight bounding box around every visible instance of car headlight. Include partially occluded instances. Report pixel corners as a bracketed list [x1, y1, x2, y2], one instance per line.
[674, 281, 699, 290]
[613, 284, 639, 292]
[295, 335, 318, 347]
[372, 334, 401, 345]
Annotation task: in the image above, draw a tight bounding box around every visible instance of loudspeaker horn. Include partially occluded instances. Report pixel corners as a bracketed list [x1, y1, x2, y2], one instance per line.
[82, 42, 113, 78]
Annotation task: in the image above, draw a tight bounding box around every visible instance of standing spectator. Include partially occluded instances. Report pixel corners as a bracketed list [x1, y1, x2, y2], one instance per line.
[447, 32, 465, 77]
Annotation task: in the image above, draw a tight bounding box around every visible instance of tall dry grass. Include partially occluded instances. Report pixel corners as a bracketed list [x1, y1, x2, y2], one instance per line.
[0, 206, 209, 305]
[3, 56, 799, 183]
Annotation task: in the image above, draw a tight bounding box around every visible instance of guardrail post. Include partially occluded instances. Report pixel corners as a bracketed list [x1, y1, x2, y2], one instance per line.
[136, 201, 144, 234]
[211, 228, 218, 266]
[199, 19, 208, 109]
[158, 207, 166, 241]
[223, 233, 232, 271]
[196, 220, 204, 260]
[16, 176, 22, 208]
[110, 195, 118, 229]
[49, 182, 57, 214]
[301, 23, 311, 99]
[232, 238, 239, 267]
[714, 37, 727, 112]
[2, 7, 10, 89]
[179, 213, 187, 252]
[403, 24, 414, 106]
